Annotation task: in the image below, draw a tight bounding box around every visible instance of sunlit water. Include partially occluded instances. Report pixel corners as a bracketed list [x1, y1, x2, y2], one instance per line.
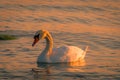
[0, 0, 120, 80]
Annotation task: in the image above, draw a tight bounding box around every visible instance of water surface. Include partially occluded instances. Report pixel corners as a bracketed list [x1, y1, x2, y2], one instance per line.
[0, 0, 120, 80]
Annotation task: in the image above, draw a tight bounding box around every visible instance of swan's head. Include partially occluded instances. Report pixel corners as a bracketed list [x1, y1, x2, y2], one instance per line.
[32, 30, 48, 46]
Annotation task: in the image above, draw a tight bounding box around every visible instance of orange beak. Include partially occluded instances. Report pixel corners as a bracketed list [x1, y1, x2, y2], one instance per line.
[32, 38, 39, 47]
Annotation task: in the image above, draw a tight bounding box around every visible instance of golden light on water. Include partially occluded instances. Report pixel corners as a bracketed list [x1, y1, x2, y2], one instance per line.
[69, 60, 86, 67]
[0, 0, 119, 35]
[0, 0, 120, 80]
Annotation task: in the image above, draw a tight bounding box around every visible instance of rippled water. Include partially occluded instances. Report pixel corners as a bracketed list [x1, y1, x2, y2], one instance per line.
[0, 0, 120, 80]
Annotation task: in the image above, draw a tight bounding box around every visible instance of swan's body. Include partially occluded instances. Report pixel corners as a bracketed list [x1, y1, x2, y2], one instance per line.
[32, 30, 88, 63]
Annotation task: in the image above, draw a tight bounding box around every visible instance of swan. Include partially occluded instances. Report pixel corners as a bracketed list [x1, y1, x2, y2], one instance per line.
[32, 30, 88, 63]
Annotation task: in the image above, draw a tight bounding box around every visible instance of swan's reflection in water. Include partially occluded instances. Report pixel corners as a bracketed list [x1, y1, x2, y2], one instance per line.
[32, 60, 86, 80]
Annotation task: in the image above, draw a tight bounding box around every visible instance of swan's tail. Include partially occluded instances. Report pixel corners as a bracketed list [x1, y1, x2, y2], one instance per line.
[85, 46, 89, 53]
[81, 46, 89, 60]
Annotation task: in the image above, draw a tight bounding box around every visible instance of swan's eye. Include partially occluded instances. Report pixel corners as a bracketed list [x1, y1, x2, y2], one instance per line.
[34, 34, 39, 39]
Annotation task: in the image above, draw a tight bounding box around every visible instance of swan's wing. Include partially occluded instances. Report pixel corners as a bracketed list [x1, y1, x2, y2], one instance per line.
[50, 46, 85, 62]
[66, 46, 84, 61]
[78, 46, 88, 60]
[50, 46, 69, 62]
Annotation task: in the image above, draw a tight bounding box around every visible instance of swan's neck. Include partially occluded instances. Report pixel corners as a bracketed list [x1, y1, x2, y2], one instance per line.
[40, 34, 53, 58]
[44, 35, 53, 56]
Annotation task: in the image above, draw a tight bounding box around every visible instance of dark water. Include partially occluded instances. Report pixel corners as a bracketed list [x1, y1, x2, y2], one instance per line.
[0, 0, 120, 80]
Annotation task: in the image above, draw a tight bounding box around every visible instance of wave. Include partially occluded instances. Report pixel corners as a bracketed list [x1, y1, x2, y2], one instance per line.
[0, 4, 107, 12]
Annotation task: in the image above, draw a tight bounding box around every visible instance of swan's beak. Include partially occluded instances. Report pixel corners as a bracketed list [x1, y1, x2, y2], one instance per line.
[32, 38, 39, 47]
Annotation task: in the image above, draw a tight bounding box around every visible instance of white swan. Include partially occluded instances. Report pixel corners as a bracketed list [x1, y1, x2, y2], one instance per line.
[32, 30, 88, 63]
